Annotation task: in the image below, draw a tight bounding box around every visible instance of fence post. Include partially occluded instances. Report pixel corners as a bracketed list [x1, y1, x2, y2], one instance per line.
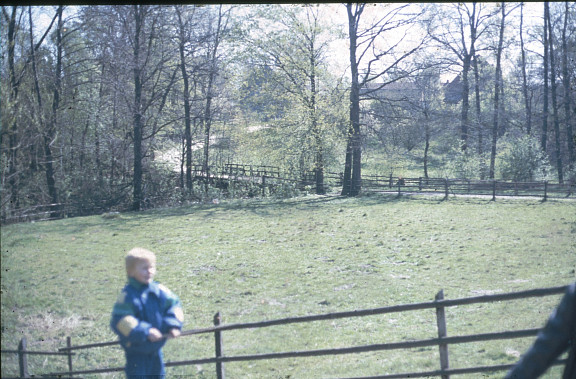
[214, 312, 225, 379]
[543, 181, 548, 202]
[443, 179, 449, 200]
[435, 290, 450, 379]
[67, 336, 73, 376]
[18, 337, 29, 378]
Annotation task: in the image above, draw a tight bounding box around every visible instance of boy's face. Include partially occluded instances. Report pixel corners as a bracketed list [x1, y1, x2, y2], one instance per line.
[129, 259, 156, 284]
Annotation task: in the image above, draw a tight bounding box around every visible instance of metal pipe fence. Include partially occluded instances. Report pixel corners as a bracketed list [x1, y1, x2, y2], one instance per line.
[1, 285, 569, 378]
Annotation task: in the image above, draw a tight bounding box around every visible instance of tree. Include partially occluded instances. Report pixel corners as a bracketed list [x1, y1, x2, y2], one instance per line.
[342, 3, 425, 196]
[546, 2, 563, 183]
[561, 2, 575, 169]
[364, 62, 446, 179]
[489, 3, 513, 179]
[28, 6, 63, 215]
[244, 4, 338, 194]
[519, 2, 533, 136]
[426, 3, 498, 152]
[201, 5, 230, 177]
[541, 3, 550, 152]
[1, 6, 57, 217]
[131, 5, 146, 210]
[342, 3, 361, 196]
[2, 4, 574, 219]
[408, 70, 446, 179]
[115, 5, 178, 210]
[472, 53, 484, 156]
[3, 6, 25, 215]
[78, 5, 137, 209]
[175, 5, 203, 192]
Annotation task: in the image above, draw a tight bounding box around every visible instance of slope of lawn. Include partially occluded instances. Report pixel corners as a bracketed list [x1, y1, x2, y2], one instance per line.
[1, 193, 575, 378]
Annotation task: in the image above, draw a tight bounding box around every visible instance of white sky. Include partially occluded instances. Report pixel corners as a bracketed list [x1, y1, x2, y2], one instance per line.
[31, 3, 549, 82]
[316, 3, 547, 81]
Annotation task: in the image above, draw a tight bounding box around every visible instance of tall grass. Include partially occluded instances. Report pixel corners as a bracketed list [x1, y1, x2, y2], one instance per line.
[1, 194, 575, 378]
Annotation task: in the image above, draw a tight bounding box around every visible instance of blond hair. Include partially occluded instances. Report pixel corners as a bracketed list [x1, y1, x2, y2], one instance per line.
[125, 247, 156, 273]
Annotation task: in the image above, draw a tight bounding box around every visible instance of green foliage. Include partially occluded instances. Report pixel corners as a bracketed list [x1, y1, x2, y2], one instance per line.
[3, 4, 575, 219]
[232, 4, 348, 179]
[270, 180, 301, 198]
[443, 143, 490, 179]
[498, 134, 553, 181]
[236, 65, 291, 122]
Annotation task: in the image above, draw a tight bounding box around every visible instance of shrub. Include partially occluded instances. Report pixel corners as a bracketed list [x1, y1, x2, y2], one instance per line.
[444, 143, 489, 179]
[498, 134, 552, 181]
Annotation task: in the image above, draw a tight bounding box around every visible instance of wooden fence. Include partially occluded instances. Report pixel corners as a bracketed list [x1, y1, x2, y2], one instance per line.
[360, 175, 575, 201]
[1, 285, 569, 379]
[2, 169, 574, 224]
[0, 202, 108, 225]
[192, 164, 283, 179]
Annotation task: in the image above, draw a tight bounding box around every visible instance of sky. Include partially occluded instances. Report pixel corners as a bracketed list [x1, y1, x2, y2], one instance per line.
[30, 3, 549, 83]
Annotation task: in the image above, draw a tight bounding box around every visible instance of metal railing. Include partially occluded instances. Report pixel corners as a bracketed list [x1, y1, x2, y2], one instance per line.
[1, 285, 569, 378]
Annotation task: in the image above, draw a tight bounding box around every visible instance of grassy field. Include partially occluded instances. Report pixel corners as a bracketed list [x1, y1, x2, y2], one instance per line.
[1, 193, 575, 378]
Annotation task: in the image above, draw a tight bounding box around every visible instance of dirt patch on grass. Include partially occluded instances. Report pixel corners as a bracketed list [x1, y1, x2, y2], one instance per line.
[9, 311, 96, 350]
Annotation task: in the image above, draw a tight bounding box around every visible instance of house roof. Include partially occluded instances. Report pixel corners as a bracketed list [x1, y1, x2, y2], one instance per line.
[443, 75, 463, 104]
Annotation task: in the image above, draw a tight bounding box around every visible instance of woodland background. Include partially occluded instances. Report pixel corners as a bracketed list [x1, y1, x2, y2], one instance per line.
[1, 3, 575, 219]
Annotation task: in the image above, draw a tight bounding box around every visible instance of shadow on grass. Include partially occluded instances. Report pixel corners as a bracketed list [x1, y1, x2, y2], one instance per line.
[120, 192, 445, 222]
[12, 191, 564, 236]
[107, 191, 498, 220]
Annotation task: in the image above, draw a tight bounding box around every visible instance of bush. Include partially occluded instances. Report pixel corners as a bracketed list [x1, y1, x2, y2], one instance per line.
[498, 134, 552, 181]
[443, 143, 489, 179]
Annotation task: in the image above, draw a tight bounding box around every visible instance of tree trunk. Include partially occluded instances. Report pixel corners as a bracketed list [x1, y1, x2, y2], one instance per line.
[424, 108, 430, 179]
[175, 6, 194, 191]
[309, 34, 322, 195]
[309, 40, 325, 195]
[47, 5, 64, 217]
[341, 135, 353, 196]
[132, 5, 144, 211]
[350, 101, 362, 196]
[6, 6, 20, 213]
[561, 2, 575, 167]
[202, 5, 225, 185]
[489, 3, 506, 179]
[94, 62, 106, 187]
[473, 53, 483, 156]
[29, 6, 60, 215]
[541, 3, 549, 152]
[342, 3, 362, 197]
[459, 2, 476, 152]
[202, 5, 223, 190]
[546, 3, 564, 183]
[460, 54, 471, 151]
[520, 2, 533, 135]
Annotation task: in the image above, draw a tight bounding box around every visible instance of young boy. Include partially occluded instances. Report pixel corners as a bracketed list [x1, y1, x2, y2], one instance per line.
[111, 247, 184, 378]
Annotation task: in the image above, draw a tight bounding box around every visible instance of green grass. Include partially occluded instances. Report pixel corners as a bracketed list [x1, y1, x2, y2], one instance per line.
[2, 193, 575, 378]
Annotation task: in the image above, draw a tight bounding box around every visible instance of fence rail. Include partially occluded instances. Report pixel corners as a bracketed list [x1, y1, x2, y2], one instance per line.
[1, 285, 569, 378]
[2, 165, 574, 225]
[360, 175, 575, 201]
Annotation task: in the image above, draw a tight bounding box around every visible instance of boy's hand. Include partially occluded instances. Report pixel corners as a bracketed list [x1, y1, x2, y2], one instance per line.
[148, 328, 163, 342]
[167, 328, 181, 339]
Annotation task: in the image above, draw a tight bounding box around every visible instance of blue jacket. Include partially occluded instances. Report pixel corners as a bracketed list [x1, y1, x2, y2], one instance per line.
[505, 282, 576, 379]
[111, 278, 184, 355]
